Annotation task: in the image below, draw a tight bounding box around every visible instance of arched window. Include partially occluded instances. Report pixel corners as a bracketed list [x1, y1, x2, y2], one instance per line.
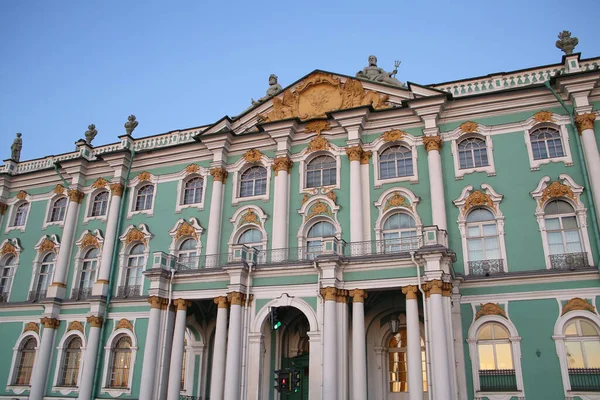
[177, 239, 198, 270]
[0, 255, 15, 302]
[388, 328, 427, 393]
[33, 253, 55, 300]
[91, 191, 109, 217]
[239, 166, 267, 198]
[74, 248, 98, 300]
[563, 318, 600, 370]
[124, 244, 144, 296]
[12, 337, 36, 385]
[183, 177, 203, 205]
[466, 209, 501, 274]
[50, 197, 67, 222]
[379, 145, 413, 179]
[59, 336, 82, 387]
[382, 213, 418, 252]
[458, 138, 488, 169]
[109, 336, 132, 388]
[476, 322, 516, 392]
[530, 127, 565, 160]
[306, 221, 335, 259]
[134, 185, 154, 211]
[12, 203, 29, 227]
[545, 200, 585, 269]
[306, 155, 336, 188]
[238, 228, 263, 250]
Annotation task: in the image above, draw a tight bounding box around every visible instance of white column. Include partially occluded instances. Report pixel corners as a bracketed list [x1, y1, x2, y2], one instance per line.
[29, 318, 59, 400]
[139, 297, 165, 400]
[424, 136, 447, 231]
[576, 114, 600, 224]
[206, 168, 227, 262]
[402, 285, 424, 400]
[158, 307, 176, 400]
[210, 296, 229, 400]
[338, 294, 349, 399]
[167, 299, 189, 400]
[443, 290, 458, 400]
[426, 280, 452, 399]
[51, 189, 83, 291]
[360, 152, 372, 243]
[350, 289, 368, 400]
[78, 316, 103, 400]
[308, 331, 322, 400]
[224, 292, 244, 400]
[272, 157, 292, 256]
[347, 147, 365, 246]
[245, 333, 264, 400]
[321, 287, 338, 399]
[95, 183, 123, 293]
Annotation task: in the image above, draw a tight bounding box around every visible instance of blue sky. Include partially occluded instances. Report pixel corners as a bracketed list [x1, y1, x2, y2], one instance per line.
[1, 0, 599, 162]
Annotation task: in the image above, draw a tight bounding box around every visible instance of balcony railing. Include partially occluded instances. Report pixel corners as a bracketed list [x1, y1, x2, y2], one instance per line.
[569, 368, 600, 391]
[116, 285, 142, 298]
[180, 396, 203, 400]
[469, 259, 504, 276]
[28, 290, 47, 302]
[0, 292, 9, 303]
[479, 369, 517, 392]
[550, 253, 589, 270]
[70, 287, 93, 301]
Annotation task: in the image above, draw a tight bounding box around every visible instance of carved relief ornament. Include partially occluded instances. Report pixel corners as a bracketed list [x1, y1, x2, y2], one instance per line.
[39, 238, 56, 253]
[80, 233, 100, 249]
[463, 190, 495, 213]
[345, 145, 364, 161]
[185, 164, 200, 174]
[562, 297, 596, 315]
[539, 181, 575, 206]
[459, 121, 479, 134]
[87, 316, 104, 328]
[176, 221, 198, 240]
[16, 190, 28, 200]
[116, 318, 134, 331]
[272, 156, 293, 176]
[475, 303, 507, 320]
[54, 184, 65, 194]
[23, 322, 39, 334]
[402, 285, 418, 300]
[360, 150, 372, 165]
[68, 189, 84, 204]
[534, 110, 555, 123]
[1, 241, 17, 257]
[575, 113, 596, 134]
[227, 291, 246, 306]
[306, 200, 332, 220]
[422, 135, 443, 152]
[67, 321, 84, 333]
[41, 317, 60, 329]
[210, 167, 228, 183]
[110, 183, 124, 197]
[349, 289, 368, 303]
[307, 136, 331, 153]
[305, 120, 331, 135]
[243, 148, 263, 163]
[137, 171, 152, 182]
[320, 286, 338, 301]
[383, 129, 406, 142]
[125, 227, 147, 245]
[240, 209, 261, 227]
[91, 177, 108, 189]
[384, 192, 407, 211]
[423, 280, 443, 297]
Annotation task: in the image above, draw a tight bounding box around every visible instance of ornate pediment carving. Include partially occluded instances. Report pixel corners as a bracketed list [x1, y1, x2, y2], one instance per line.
[464, 190, 495, 213]
[539, 181, 575, 206]
[562, 297, 596, 315]
[475, 303, 507, 320]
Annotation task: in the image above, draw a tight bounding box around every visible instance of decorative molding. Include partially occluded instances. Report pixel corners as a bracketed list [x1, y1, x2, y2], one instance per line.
[80, 232, 100, 249]
[110, 183, 124, 197]
[67, 321, 84, 333]
[423, 280, 443, 297]
[306, 135, 331, 153]
[402, 285, 418, 300]
[210, 167, 228, 183]
[345, 145, 364, 162]
[91, 178, 108, 189]
[214, 296, 229, 308]
[239, 209, 261, 227]
[23, 322, 39, 334]
[475, 303, 507, 320]
[562, 297, 596, 315]
[382, 129, 406, 142]
[320, 286, 338, 301]
[39, 237, 57, 253]
[305, 200, 332, 220]
[176, 221, 198, 240]
[272, 156, 293, 176]
[463, 190, 495, 213]
[115, 318, 133, 331]
[305, 120, 331, 135]
[120, 224, 152, 246]
[137, 171, 152, 182]
[533, 110, 555, 123]
[459, 121, 479, 134]
[243, 148, 263, 163]
[539, 181, 575, 206]
[325, 189, 337, 204]
[87, 316, 104, 328]
[383, 192, 408, 211]
[360, 150, 372, 165]
[41, 317, 60, 329]
[227, 291, 246, 306]
[349, 289, 367, 303]
[16, 190, 28, 200]
[185, 164, 200, 174]
[1, 241, 18, 257]
[422, 135, 443, 152]
[67, 189, 84, 204]
[54, 184, 66, 194]
[574, 113, 596, 134]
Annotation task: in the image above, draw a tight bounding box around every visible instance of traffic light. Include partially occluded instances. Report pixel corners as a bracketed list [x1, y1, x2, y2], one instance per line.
[274, 369, 291, 393]
[270, 307, 282, 330]
[291, 369, 301, 393]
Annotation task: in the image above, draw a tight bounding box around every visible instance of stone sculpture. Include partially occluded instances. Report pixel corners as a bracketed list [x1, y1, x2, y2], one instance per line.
[356, 55, 404, 87]
[556, 30, 578, 55]
[10, 133, 22, 162]
[252, 74, 283, 105]
[124, 115, 138, 135]
[85, 124, 98, 144]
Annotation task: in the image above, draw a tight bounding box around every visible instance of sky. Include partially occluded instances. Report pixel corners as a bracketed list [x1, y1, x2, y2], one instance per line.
[1, 0, 599, 162]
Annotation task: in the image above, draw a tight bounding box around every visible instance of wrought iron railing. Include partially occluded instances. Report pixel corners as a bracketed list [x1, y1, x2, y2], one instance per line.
[479, 369, 517, 392]
[569, 368, 600, 391]
[28, 290, 47, 302]
[116, 285, 141, 298]
[550, 253, 588, 270]
[0, 291, 9, 303]
[344, 238, 420, 257]
[180, 395, 203, 400]
[70, 287, 93, 300]
[469, 259, 504, 276]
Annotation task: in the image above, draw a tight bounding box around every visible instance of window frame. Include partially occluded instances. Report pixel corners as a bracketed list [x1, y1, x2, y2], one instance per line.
[372, 141, 419, 187]
[7, 201, 30, 232]
[524, 121, 573, 171]
[298, 151, 342, 193]
[7, 331, 39, 393]
[117, 225, 152, 297]
[450, 131, 496, 179]
[52, 331, 85, 394]
[126, 175, 158, 218]
[176, 170, 208, 213]
[0, 254, 17, 303]
[378, 144, 415, 181]
[168, 218, 204, 270]
[82, 187, 112, 224]
[101, 330, 138, 397]
[381, 212, 419, 253]
[49, 196, 68, 222]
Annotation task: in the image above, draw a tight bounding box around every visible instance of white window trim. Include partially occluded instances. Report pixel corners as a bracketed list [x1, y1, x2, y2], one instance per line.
[229, 155, 272, 205]
[83, 187, 112, 224]
[5, 197, 31, 233]
[446, 125, 496, 179]
[126, 174, 158, 219]
[531, 175, 593, 270]
[553, 309, 600, 400]
[168, 218, 204, 256]
[0, 238, 23, 302]
[42, 194, 68, 230]
[6, 330, 40, 394]
[228, 206, 269, 253]
[117, 224, 152, 296]
[374, 187, 422, 239]
[467, 315, 525, 399]
[175, 168, 208, 213]
[294, 146, 343, 193]
[523, 117, 573, 171]
[70, 230, 104, 300]
[454, 184, 508, 275]
[101, 328, 138, 397]
[51, 329, 86, 395]
[370, 134, 419, 187]
[297, 196, 342, 255]
[28, 235, 61, 298]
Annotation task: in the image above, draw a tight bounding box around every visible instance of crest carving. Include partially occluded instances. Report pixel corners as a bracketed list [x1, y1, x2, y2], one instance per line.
[534, 111, 554, 123]
[326, 189, 337, 203]
[81, 233, 100, 249]
[23, 322, 39, 334]
[307, 136, 331, 153]
[539, 181, 575, 206]
[475, 303, 507, 320]
[137, 171, 152, 182]
[54, 184, 65, 194]
[185, 164, 200, 174]
[240, 209, 261, 227]
[91, 178, 108, 189]
[39, 238, 56, 253]
[116, 318, 133, 331]
[562, 297, 596, 315]
[16, 190, 28, 200]
[305, 120, 331, 135]
[126, 228, 147, 245]
[67, 321, 84, 333]
[243, 148, 263, 163]
[301, 193, 311, 205]
[459, 121, 478, 134]
[382, 129, 406, 142]
[176, 221, 197, 240]
[306, 200, 332, 220]
[1, 242, 17, 257]
[384, 192, 408, 211]
[258, 72, 389, 123]
[464, 190, 495, 213]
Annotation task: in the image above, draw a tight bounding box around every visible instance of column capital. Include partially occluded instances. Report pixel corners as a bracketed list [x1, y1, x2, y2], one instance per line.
[360, 150, 372, 165]
[173, 298, 192, 311]
[336, 289, 348, 303]
[320, 286, 338, 301]
[214, 296, 229, 308]
[345, 145, 364, 162]
[41, 317, 60, 329]
[575, 113, 596, 134]
[227, 291, 246, 306]
[67, 189, 85, 204]
[86, 315, 104, 328]
[109, 183, 125, 197]
[401, 285, 418, 300]
[148, 295, 168, 309]
[210, 167, 229, 183]
[349, 289, 368, 303]
[0, 202, 7, 216]
[422, 135, 443, 152]
[423, 279, 443, 298]
[271, 156, 293, 176]
[441, 282, 453, 297]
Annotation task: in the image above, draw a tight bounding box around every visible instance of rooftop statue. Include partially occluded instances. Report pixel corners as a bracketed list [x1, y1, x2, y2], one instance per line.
[85, 124, 98, 144]
[124, 115, 138, 135]
[356, 55, 404, 87]
[556, 30, 578, 55]
[10, 133, 22, 162]
[252, 74, 283, 105]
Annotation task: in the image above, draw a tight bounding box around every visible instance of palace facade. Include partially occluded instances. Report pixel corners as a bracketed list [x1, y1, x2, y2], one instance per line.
[0, 41, 600, 400]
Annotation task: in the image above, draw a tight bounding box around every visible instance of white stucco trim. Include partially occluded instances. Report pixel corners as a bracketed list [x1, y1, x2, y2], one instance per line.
[523, 118, 573, 171]
[229, 154, 273, 206]
[6, 330, 40, 394]
[228, 206, 268, 253]
[126, 174, 158, 219]
[168, 218, 204, 257]
[445, 126, 496, 179]
[51, 329, 87, 395]
[175, 167, 208, 213]
[100, 328, 139, 397]
[82, 187, 112, 224]
[370, 133, 419, 187]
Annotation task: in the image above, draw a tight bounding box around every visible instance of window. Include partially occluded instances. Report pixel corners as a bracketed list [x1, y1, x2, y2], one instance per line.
[91, 191, 109, 217]
[183, 178, 203, 205]
[564, 318, 600, 369]
[74, 248, 98, 299]
[476, 322, 516, 392]
[531, 127, 565, 160]
[12, 203, 29, 227]
[59, 336, 82, 387]
[306, 155, 336, 188]
[545, 200, 583, 257]
[177, 239, 198, 270]
[109, 336, 132, 388]
[12, 337, 36, 386]
[466, 209, 502, 274]
[382, 213, 418, 253]
[49, 197, 67, 222]
[123, 244, 144, 296]
[458, 138, 488, 169]
[238, 228, 263, 250]
[0, 255, 15, 302]
[379, 145, 413, 179]
[32, 253, 55, 300]
[388, 328, 427, 393]
[239, 166, 267, 198]
[306, 221, 335, 259]
[135, 185, 154, 211]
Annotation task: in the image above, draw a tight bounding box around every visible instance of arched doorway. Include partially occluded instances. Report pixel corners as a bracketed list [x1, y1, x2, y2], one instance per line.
[279, 308, 311, 400]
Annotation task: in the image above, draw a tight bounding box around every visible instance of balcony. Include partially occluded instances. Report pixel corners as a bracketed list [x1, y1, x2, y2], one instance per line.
[28, 290, 47, 302]
[469, 259, 504, 276]
[479, 369, 517, 392]
[70, 287, 93, 301]
[550, 253, 588, 270]
[116, 285, 142, 298]
[569, 368, 600, 391]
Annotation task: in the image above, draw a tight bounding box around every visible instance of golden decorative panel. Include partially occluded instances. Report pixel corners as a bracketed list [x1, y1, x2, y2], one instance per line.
[125, 228, 147, 245]
[575, 113, 596, 134]
[185, 164, 200, 174]
[301, 193, 311, 205]
[384, 192, 407, 211]
[1, 242, 17, 257]
[176, 221, 197, 240]
[81, 233, 100, 249]
[382, 129, 406, 142]
[39, 238, 56, 253]
[91, 178, 108, 189]
[475, 303, 507, 320]
[305, 120, 331, 135]
[68, 189, 84, 204]
[422, 135, 443, 152]
[534, 110, 554, 123]
[16, 190, 28, 200]
[306, 136, 331, 153]
[463, 191, 495, 213]
[306, 200, 332, 220]
[539, 181, 575, 206]
[243, 148, 263, 163]
[258, 72, 389, 123]
[23, 322, 39, 334]
[67, 321, 84, 333]
[54, 184, 65, 194]
[562, 297, 596, 315]
[239, 209, 261, 227]
[137, 171, 152, 182]
[459, 121, 479, 134]
[116, 318, 133, 331]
